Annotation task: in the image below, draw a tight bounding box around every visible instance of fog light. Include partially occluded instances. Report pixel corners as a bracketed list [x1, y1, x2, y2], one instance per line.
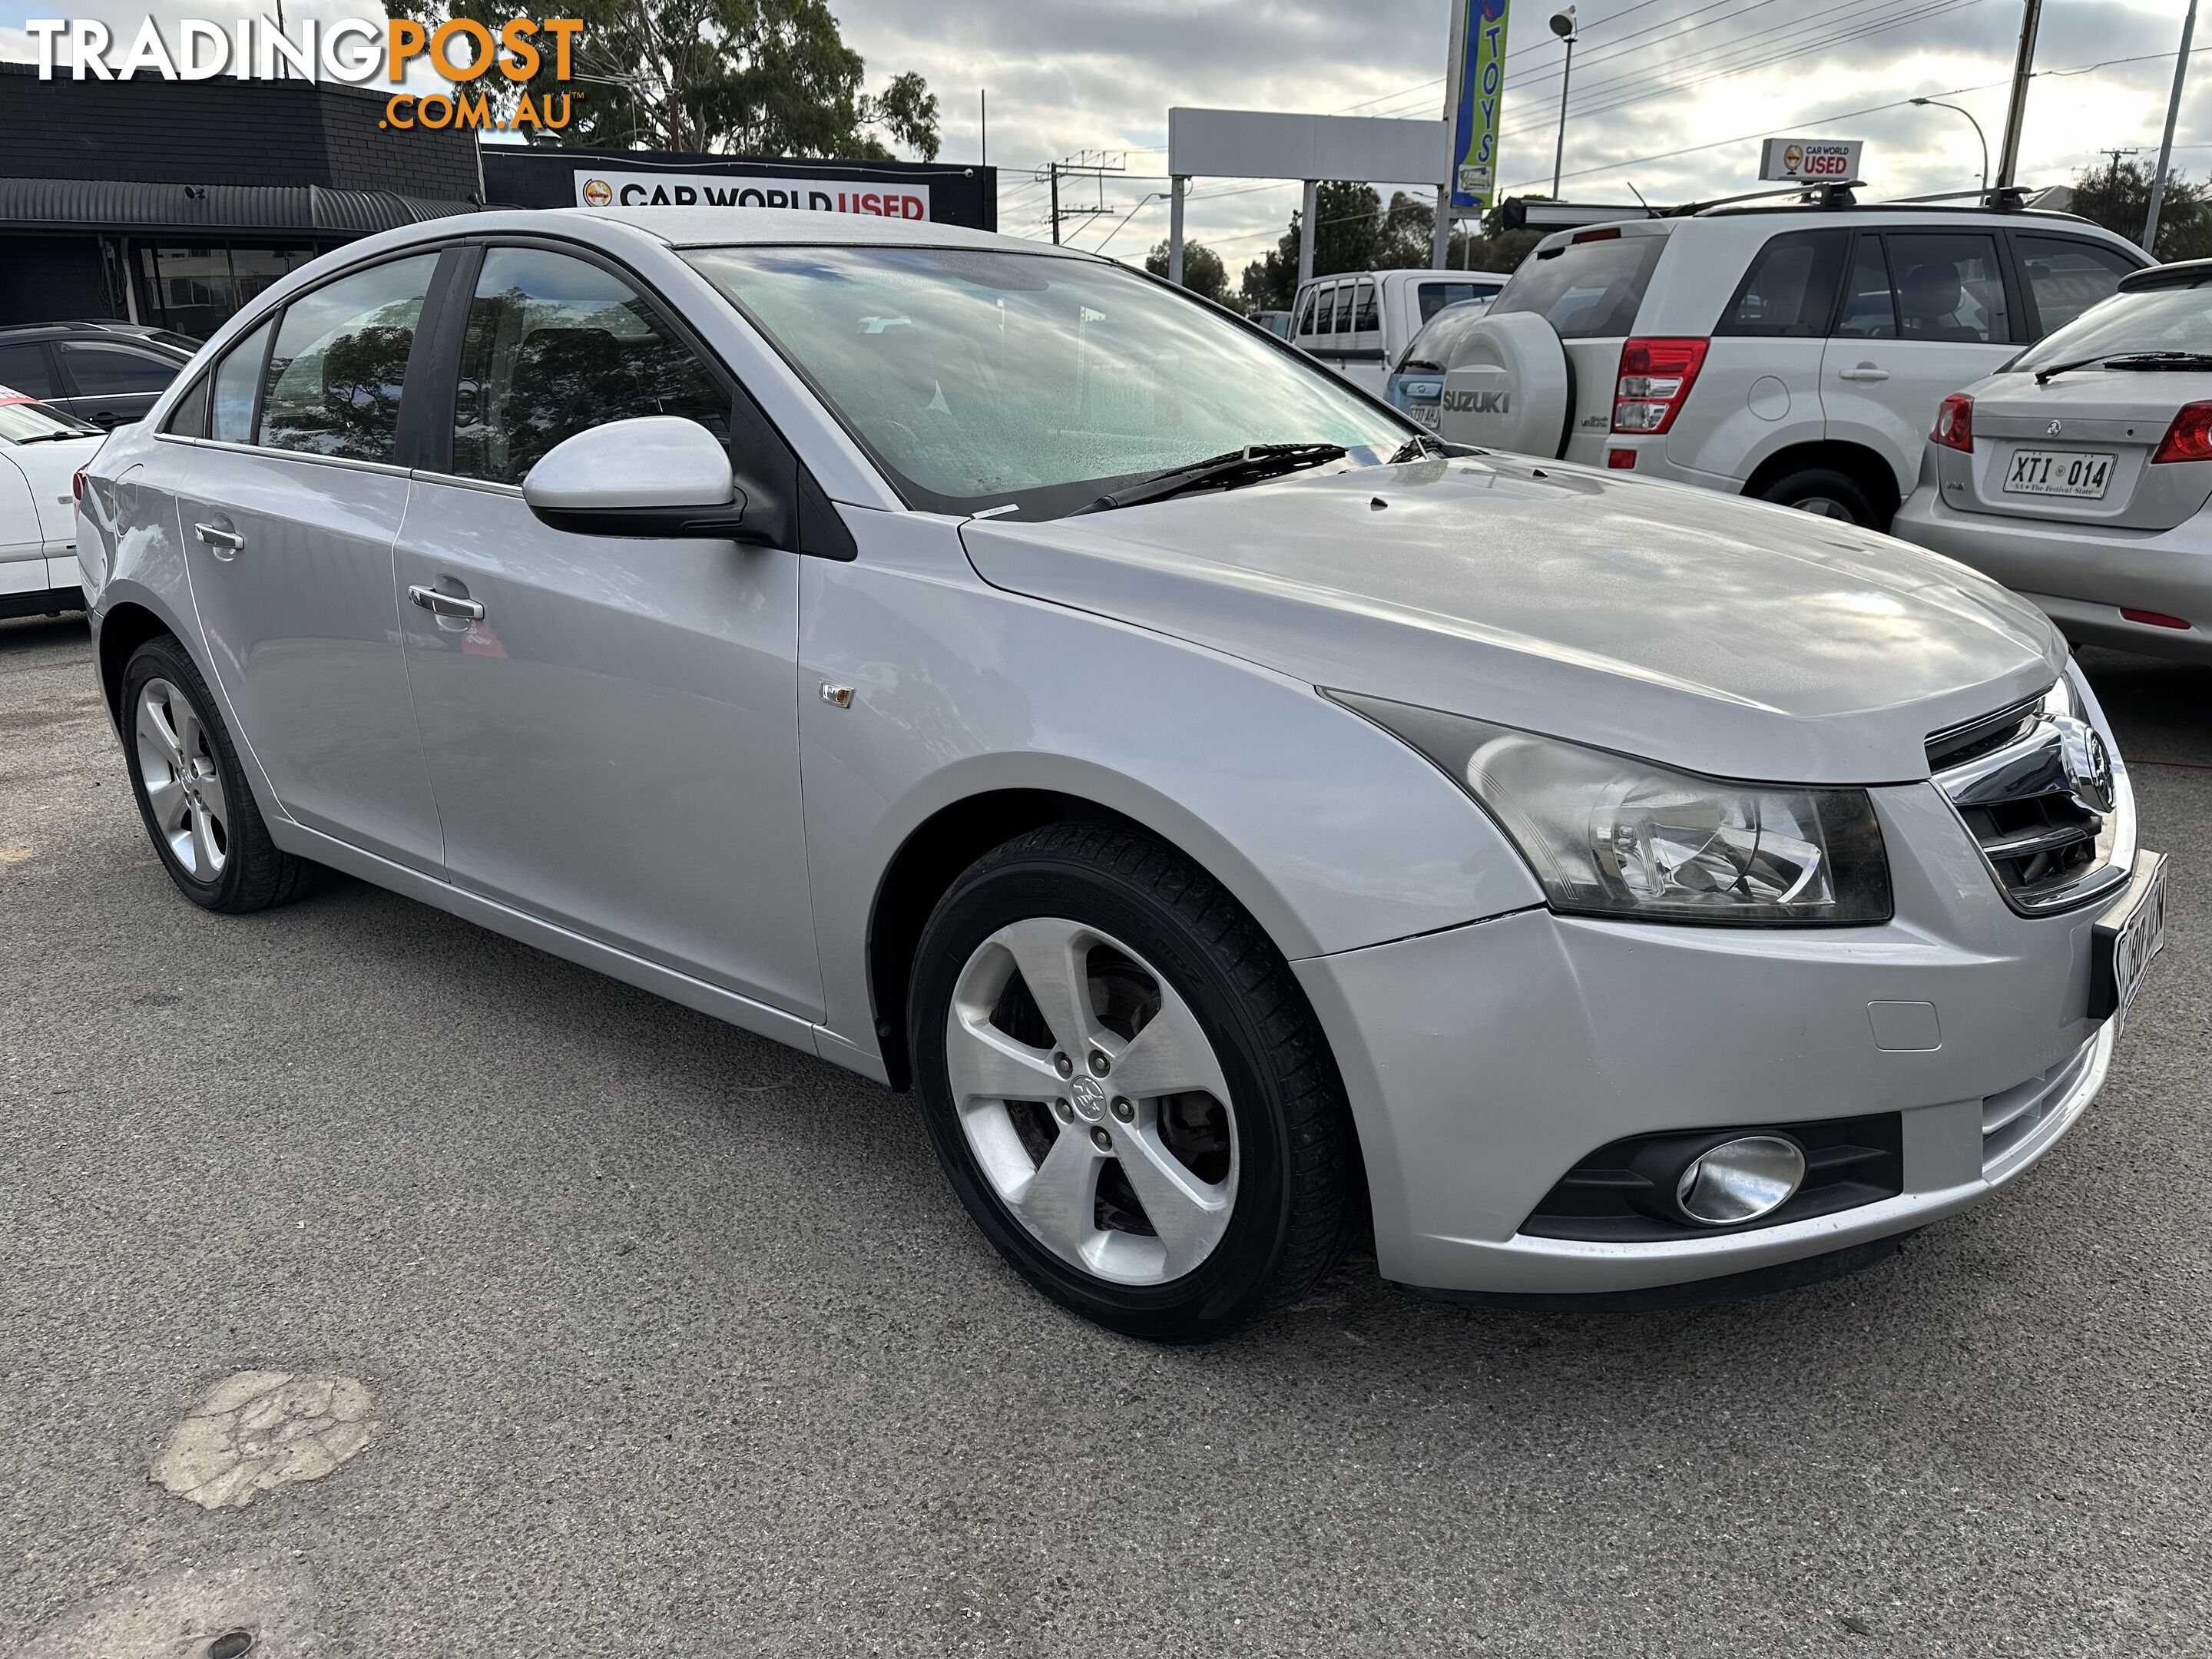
[1675, 1134, 1806, 1226]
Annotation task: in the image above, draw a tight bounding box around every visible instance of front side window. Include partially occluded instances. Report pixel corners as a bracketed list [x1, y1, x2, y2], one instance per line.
[450, 247, 730, 487]
[2016, 236, 2139, 335]
[688, 244, 1408, 518]
[1488, 233, 1666, 340]
[259, 254, 437, 462]
[1836, 236, 1897, 338]
[1889, 232, 2009, 343]
[1717, 230, 1847, 337]
[210, 320, 272, 444]
[59, 343, 178, 396]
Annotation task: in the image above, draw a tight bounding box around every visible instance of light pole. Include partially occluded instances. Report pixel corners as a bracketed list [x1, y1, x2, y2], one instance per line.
[1548, 7, 1578, 200]
[1910, 97, 1989, 194]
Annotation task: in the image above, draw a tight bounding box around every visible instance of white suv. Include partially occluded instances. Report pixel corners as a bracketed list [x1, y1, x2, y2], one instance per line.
[1439, 200, 2150, 528]
[1290, 267, 1510, 396]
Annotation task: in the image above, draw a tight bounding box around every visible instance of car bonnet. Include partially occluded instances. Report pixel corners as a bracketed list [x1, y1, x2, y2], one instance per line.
[957, 454, 2066, 785]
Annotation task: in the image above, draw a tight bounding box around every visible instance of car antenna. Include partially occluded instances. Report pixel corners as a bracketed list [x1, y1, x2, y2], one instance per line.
[1624, 180, 1654, 217]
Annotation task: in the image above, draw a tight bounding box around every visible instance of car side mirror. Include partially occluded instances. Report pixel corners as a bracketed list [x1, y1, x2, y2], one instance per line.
[522, 416, 755, 539]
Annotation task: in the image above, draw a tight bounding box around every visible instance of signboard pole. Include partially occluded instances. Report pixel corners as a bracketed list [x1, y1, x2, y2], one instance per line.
[1432, 1, 1470, 268]
[1168, 175, 1187, 284]
[1297, 178, 1318, 287]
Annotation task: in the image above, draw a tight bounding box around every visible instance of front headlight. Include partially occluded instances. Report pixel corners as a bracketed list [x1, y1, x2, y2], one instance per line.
[1332, 691, 1892, 926]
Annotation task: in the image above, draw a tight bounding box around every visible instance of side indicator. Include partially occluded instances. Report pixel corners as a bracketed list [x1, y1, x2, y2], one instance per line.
[820, 682, 856, 708]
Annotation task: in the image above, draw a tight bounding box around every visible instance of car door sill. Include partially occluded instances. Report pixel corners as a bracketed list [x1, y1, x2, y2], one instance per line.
[267, 818, 882, 1081]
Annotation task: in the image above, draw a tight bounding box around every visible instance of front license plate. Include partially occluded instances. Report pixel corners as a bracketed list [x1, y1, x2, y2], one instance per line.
[2004, 448, 2115, 498]
[2091, 850, 2167, 1037]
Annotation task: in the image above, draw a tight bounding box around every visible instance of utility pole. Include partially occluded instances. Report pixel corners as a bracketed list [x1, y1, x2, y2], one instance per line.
[1993, 0, 2043, 190]
[980, 90, 988, 167]
[2144, 0, 2199, 253]
[1043, 153, 1122, 246]
[1048, 162, 1060, 245]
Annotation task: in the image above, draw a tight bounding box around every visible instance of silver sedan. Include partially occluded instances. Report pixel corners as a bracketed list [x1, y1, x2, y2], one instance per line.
[1895, 258, 2212, 663]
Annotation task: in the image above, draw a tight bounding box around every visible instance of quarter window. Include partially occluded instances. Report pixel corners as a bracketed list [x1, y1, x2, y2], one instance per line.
[1889, 232, 2009, 343]
[258, 254, 437, 462]
[451, 248, 730, 488]
[2015, 236, 2139, 335]
[1717, 230, 1848, 337]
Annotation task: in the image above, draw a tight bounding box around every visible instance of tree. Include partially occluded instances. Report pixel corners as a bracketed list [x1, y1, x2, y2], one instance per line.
[1144, 239, 1237, 309]
[2067, 157, 2212, 262]
[386, 0, 939, 160]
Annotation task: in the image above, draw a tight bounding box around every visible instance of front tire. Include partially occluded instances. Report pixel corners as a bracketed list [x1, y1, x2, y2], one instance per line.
[910, 822, 1359, 1343]
[121, 634, 323, 913]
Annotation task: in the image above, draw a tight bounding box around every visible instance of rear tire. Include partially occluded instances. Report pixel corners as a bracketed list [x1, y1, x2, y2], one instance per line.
[1753, 465, 1881, 528]
[910, 822, 1359, 1343]
[121, 634, 323, 914]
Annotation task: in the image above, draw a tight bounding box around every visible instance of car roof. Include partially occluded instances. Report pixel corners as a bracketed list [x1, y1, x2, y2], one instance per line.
[546, 205, 1087, 257]
[1531, 205, 2147, 260]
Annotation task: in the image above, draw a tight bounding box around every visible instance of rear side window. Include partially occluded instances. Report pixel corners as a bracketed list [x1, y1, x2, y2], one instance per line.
[58, 343, 177, 396]
[1717, 230, 1847, 336]
[259, 253, 438, 462]
[2016, 236, 2139, 335]
[1836, 237, 1897, 338]
[1488, 233, 1666, 340]
[210, 320, 271, 444]
[0, 343, 55, 399]
[1350, 277, 1379, 336]
[1889, 232, 2009, 343]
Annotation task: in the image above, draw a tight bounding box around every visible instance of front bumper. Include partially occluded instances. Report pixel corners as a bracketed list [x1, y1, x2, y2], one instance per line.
[1894, 483, 2212, 664]
[1294, 778, 2132, 1296]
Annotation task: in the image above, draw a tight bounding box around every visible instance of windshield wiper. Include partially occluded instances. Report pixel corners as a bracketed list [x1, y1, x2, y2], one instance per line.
[8, 431, 88, 445]
[1072, 442, 1346, 515]
[2035, 349, 2212, 384]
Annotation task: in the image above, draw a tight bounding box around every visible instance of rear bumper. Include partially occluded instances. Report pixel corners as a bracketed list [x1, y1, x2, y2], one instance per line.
[1895, 484, 2212, 662]
[1293, 781, 2131, 1297]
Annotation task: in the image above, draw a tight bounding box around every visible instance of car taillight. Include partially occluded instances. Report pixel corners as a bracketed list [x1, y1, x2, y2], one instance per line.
[1931, 392, 1973, 452]
[2151, 400, 2212, 463]
[71, 469, 87, 505]
[1612, 338, 1708, 435]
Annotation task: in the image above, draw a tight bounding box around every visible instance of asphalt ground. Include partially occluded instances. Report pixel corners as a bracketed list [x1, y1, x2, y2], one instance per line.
[2, 616, 2207, 1657]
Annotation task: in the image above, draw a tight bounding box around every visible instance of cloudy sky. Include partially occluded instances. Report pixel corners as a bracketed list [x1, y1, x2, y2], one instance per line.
[5, 0, 2201, 273]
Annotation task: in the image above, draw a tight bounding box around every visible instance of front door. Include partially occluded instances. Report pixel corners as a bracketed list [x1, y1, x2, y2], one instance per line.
[173, 251, 445, 869]
[393, 244, 820, 1018]
[1822, 230, 2021, 502]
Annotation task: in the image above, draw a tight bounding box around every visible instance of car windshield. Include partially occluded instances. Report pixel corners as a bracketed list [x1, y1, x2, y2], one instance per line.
[687, 245, 1410, 518]
[2012, 277, 2212, 372]
[0, 397, 98, 443]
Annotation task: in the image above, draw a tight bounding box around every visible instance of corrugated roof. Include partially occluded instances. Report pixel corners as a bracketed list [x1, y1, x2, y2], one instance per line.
[0, 178, 477, 235]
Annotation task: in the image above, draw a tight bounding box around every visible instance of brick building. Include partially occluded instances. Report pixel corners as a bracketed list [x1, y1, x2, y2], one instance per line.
[0, 61, 482, 336]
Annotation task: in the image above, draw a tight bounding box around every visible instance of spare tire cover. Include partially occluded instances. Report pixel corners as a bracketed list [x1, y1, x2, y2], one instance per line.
[1437, 310, 1572, 459]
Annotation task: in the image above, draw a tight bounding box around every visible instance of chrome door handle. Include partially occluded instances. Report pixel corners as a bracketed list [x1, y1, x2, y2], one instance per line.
[194, 522, 245, 558]
[1837, 364, 1890, 382]
[408, 584, 485, 621]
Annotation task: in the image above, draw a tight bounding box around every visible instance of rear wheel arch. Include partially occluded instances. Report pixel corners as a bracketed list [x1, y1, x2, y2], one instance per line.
[95, 601, 175, 727]
[1742, 441, 1902, 529]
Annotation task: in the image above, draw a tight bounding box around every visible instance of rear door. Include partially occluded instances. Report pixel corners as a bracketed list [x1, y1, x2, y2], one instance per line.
[171, 250, 446, 869]
[1820, 229, 2021, 498]
[1670, 227, 1846, 481]
[51, 340, 180, 429]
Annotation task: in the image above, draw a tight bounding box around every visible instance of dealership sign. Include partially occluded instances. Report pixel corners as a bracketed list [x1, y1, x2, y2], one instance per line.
[1759, 137, 1863, 183]
[574, 171, 932, 218]
[1449, 0, 1512, 211]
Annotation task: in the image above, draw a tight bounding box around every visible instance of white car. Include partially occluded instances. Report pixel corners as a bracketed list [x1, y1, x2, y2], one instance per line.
[1439, 199, 2149, 528]
[77, 210, 2164, 1341]
[0, 392, 101, 618]
[1290, 267, 1510, 396]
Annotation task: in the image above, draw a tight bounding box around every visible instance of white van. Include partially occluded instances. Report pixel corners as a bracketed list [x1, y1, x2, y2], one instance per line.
[1290, 268, 1511, 395]
[1438, 200, 2150, 527]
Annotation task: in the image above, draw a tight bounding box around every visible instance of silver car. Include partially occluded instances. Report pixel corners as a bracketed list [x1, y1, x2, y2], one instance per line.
[1896, 258, 2212, 661]
[77, 210, 2166, 1341]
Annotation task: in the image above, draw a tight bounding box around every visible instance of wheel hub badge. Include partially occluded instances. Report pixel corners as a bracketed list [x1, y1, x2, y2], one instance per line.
[1068, 1075, 1109, 1122]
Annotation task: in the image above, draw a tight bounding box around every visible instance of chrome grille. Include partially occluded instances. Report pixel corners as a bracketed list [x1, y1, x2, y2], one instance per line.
[1928, 680, 2127, 915]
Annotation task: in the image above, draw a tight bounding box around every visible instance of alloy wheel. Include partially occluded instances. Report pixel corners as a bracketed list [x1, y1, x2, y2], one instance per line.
[1790, 495, 1858, 521]
[134, 677, 230, 882]
[944, 917, 1239, 1286]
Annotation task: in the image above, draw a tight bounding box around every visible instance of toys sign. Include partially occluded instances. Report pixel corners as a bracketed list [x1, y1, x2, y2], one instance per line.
[1759, 138, 1863, 183]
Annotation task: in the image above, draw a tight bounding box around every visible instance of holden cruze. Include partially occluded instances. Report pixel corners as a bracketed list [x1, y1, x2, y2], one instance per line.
[75, 209, 2167, 1342]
